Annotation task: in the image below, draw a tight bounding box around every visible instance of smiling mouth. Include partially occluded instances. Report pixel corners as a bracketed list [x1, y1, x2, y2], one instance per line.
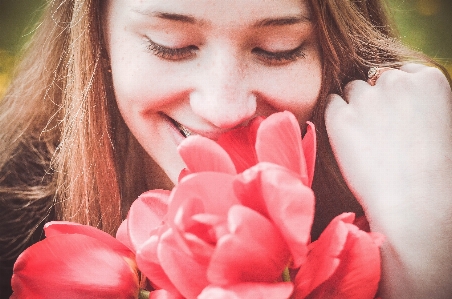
[166, 115, 193, 138]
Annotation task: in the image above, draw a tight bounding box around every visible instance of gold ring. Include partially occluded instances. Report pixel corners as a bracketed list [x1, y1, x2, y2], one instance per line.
[367, 67, 393, 86]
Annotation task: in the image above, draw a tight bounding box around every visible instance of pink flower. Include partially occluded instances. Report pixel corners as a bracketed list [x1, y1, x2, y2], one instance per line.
[11, 222, 140, 299]
[179, 111, 316, 187]
[118, 112, 317, 298]
[127, 168, 309, 299]
[293, 213, 384, 299]
[117, 190, 181, 295]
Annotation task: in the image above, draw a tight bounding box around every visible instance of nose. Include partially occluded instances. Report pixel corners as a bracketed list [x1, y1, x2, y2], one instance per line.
[190, 48, 256, 129]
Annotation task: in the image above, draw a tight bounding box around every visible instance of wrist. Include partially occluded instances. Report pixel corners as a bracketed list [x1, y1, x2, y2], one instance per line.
[366, 191, 452, 299]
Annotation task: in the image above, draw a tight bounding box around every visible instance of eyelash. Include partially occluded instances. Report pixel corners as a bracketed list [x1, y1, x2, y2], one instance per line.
[146, 39, 306, 65]
[252, 45, 306, 65]
[146, 39, 198, 60]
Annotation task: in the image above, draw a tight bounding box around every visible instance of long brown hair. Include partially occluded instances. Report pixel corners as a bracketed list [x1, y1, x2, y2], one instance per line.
[0, 0, 448, 261]
[0, 0, 122, 263]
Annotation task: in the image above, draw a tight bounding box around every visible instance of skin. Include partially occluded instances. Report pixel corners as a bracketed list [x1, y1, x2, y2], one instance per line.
[104, 0, 322, 183]
[327, 64, 452, 298]
[104, 0, 452, 297]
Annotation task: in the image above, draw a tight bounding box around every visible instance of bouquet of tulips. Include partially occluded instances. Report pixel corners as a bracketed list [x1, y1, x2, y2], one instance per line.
[11, 112, 384, 299]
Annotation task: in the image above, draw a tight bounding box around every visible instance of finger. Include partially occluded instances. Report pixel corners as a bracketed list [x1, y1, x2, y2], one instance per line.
[343, 79, 371, 104]
[325, 93, 350, 129]
[367, 67, 398, 86]
[399, 63, 429, 73]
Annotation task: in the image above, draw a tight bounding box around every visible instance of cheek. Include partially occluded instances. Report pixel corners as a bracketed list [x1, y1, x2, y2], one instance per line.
[109, 41, 191, 117]
[108, 27, 173, 115]
[256, 61, 322, 124]
[109, 44, 155, 111]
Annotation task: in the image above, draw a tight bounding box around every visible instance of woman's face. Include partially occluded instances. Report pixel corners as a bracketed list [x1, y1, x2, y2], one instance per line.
[104, 0, 322, 183]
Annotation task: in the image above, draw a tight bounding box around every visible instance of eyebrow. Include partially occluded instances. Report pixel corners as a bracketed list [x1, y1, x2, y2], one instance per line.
[253, 16, 311, 27]
[152, 12, 197, 24]
[134, 10, 311, 27]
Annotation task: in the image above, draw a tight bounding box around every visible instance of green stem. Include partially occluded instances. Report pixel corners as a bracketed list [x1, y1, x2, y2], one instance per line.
[282, 267, 291, 282]
[139, 289, 150, 299]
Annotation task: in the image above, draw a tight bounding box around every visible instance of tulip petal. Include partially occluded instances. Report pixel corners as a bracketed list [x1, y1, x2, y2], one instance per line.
[167, 172, 238, 224]
[255, 111, 309, 185]
[11, 234, 139, 299]
[208, 205, 290, 285]
[178, 135, 236, 175]
[171, 197, 217, 257]
[178, 167, 191, 182]
[116, 219, 134, 251]
[44, 221, 132, 258]
[137, 234, 180, 295]
[294, 214, 350, 298]
[316, 225, 381, 299]
[157, 228, 210, 299]
[294, 213, 382, 299]
[128, 189, 170, 252]
[302, 121, 316, 187]
[235, 163, 315, 267]
[171, 195, 228, 255]
[217, 117, 263, 173]
[149, 289, 184, 299]
[198, 282, 294, 299]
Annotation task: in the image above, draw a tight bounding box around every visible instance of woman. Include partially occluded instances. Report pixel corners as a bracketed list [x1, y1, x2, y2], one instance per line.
[1, 0, 451, 298]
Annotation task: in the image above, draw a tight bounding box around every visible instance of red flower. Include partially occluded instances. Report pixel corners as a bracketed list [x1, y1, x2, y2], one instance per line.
[114, 113, 317, 298]
[125, 168, 307, 299]
[293, 213, 384, 299]
[179, 111, 316, 187]
[117, 190, 181, 295]
[11, 222, 140, 299]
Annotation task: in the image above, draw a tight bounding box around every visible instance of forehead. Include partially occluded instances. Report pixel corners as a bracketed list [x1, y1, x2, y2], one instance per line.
[121, 0, 311, 27]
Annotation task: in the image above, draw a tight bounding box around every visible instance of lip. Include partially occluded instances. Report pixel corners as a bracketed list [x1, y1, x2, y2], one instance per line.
[161, 113, 229, 141]
[166, 114, 194, 138]
[160, 113, 188, 145]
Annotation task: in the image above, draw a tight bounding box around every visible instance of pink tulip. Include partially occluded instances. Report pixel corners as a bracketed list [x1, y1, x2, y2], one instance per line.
[178, 111, 316, 186]
[116, 112, 317, 298]
[293, 213, 384, 299]
[233, 163, 315, 268]
[178, 112, 317, 268]
[117, 190, 171, 254]
[119, 191, 181, 294]
[137, 173, 241, 298]
[130, 166, 312, 298]
[11, 222, 139, 299]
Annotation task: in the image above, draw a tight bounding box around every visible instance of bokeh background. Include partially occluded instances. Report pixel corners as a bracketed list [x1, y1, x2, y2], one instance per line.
[0, 0, 451, 98]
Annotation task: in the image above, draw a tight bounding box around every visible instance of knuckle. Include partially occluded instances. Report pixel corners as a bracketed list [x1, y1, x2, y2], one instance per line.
[325, 99, 354, 130]
[428, 67, 449, 86]
[420, 66, 451, 92]
[343, 80, 364, 98]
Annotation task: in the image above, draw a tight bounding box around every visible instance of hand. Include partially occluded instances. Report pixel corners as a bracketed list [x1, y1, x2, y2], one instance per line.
[325, 64, 452, 298]
[326, 64, 452, 222]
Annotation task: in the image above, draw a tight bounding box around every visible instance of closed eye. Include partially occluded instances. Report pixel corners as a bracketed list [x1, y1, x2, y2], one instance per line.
[252, 44, 306, 65]
[146, 39, 198, 61]
[146, 38, 306, 65]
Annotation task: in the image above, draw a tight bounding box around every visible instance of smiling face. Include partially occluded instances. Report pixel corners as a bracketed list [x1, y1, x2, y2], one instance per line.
[104, 0, 322, 183]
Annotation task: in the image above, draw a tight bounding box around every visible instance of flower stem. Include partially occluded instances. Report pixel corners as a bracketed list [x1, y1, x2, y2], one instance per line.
[139, 289, 150, 299]
[282, 267, 291, 282]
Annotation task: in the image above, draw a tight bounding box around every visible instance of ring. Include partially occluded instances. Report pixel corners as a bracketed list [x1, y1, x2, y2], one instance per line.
[367, 67, 393, 86]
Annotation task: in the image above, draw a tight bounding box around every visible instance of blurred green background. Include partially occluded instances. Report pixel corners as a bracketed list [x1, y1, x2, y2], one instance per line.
[0, 0, 451, 98]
